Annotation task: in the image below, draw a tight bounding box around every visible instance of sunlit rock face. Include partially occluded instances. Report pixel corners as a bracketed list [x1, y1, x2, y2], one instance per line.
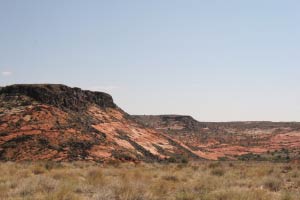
[0, 84, 198, 162]
[133, 115, 300, 161]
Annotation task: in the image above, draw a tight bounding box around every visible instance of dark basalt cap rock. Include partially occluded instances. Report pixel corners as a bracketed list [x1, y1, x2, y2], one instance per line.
[0, 84, 116, 111]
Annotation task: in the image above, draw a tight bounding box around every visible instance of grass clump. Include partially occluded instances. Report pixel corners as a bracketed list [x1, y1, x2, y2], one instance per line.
[162, 175, 179, 182]
[211, 168, 225, 176]
[86, 168, 105, 185]
[263, 177, 282, 191]
[32, 165, 46, 175]
[0, 161, 299, 200]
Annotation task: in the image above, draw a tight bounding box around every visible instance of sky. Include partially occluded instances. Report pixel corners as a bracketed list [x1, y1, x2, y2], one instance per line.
[0, 0, 300, 122]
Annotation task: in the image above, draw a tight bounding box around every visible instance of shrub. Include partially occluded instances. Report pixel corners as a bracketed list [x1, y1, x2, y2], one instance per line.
[211, 168, 225, 176]
[208, 162, 222, 169]
[282, 165, 292, 172]
[181, 157, 189, 164]
[167, 157, 177, 163]
[32, 165, 46, 175]
[106, 159, 121, 167]
[162, 175, 179, 182]
[166, 155, 188, 164]
[263, 177, 282, 191]
[44, 161, 63, 171]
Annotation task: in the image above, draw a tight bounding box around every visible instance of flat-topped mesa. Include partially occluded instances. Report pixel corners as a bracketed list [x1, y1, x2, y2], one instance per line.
[0, 84, 116, 111]
[132, 115, 201, 131]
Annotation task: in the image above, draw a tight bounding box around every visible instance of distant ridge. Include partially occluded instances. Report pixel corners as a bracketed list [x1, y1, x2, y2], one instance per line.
[133, 115, 300, 161]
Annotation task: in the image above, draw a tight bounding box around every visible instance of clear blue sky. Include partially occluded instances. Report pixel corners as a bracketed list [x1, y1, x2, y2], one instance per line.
[1, 0, 299, 121]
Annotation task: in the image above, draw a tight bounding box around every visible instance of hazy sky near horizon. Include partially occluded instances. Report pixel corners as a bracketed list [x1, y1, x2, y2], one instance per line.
[1, 0, 300, 121]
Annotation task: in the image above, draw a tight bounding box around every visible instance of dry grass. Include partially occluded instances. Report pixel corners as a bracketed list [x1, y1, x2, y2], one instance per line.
[0, 161, 299, 200]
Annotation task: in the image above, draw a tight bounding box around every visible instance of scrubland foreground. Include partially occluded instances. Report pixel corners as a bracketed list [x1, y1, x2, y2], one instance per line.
[0, 162, 299, 200]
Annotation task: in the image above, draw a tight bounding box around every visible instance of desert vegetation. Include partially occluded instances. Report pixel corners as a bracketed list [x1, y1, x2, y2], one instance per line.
[0, 161, 299, 200]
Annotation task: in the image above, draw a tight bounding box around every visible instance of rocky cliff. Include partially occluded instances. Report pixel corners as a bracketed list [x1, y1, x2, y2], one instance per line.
[0, 84, 116, 111]
[0, 84, 198, 162]
[1, 84, 299, 162]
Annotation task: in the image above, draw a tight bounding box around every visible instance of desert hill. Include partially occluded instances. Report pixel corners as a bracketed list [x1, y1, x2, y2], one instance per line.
[1, 84, 299, 162]
[133, 115, 300, 161]
[0, 84, 198, 162]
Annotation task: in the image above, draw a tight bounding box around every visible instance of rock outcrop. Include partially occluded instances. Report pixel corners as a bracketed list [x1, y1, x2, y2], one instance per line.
[0, 84, 199, 162]
[0, 84, 116, 111]
[132, 115, 201, 131]
[1, 84, 299, 162]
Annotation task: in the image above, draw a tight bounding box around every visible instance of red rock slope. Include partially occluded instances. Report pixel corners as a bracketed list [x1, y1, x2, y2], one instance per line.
[0, 84, 197, 162]
[133, 115, 300, 161]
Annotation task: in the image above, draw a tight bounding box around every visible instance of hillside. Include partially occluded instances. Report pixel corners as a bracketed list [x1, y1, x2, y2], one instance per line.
[1, 84, 299, 162]
[133, 115, 300, 161]
[0, 84, 198, 162]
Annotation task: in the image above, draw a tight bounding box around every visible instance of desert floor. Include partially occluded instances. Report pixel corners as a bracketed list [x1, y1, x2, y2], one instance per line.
[0, 161, 299, 200]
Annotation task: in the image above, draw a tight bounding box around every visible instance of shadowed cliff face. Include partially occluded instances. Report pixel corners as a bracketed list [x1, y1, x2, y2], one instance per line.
[0, 84, 200, 162]
[0, 84, 116, 111]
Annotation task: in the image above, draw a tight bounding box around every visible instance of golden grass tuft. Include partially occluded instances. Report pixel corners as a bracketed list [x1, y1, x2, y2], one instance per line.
[0, 161, 299, 200]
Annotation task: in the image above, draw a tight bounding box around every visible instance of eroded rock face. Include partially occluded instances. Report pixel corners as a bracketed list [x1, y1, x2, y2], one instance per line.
[133, 115, 300, 161]
[2, 84, 299, 162]
[0, 84, 198, 162]
[0, 84, 116, 111]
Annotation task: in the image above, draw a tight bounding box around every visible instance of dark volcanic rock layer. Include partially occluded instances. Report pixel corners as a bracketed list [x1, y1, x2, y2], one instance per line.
[0, 84, 116, 111]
